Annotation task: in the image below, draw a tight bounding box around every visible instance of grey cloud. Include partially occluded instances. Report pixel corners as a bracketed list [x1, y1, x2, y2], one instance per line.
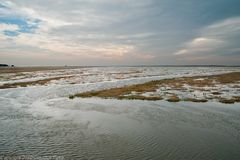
[1, 0, 240, 65]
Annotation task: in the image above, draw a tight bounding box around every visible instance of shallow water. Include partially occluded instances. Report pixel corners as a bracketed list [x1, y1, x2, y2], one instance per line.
[0, 67, 240, 160]
[1, 97, 240, 159]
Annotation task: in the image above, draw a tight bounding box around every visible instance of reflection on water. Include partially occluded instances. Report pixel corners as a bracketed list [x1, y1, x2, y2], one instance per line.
[0, 97, 240, 160]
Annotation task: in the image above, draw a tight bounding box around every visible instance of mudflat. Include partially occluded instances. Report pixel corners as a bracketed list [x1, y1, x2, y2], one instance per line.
[70, 72, 240, 104]
[1, 67, 240, 160]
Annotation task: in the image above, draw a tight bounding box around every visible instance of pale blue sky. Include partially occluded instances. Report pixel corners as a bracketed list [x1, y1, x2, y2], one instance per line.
[0, 0, 240, 66]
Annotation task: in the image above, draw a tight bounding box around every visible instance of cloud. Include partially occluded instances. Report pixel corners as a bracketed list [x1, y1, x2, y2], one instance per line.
[174, 17, 240, 59]
[0, 23, 19, 40]
[0, 0, 139, 59]
[0, 23, 19, 31]
[206, 17, 240, 34]
[1, 0, 240, 65]
[174, 37, 225, 55]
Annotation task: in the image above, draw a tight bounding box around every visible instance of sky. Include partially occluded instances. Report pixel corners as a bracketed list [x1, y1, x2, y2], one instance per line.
[0, 0, 240, 66]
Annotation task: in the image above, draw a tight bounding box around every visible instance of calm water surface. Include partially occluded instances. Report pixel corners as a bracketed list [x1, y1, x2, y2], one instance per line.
[0, 97, 240, 160]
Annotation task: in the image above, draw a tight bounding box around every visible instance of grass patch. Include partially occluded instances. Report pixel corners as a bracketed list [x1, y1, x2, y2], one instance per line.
[0, 76, 73, 89]
[218, 98, 236, 104]
[167, 95, 180, 102]
[0, 66, 80, 74]
[233, 96, 240, 102]
[183, 98, 208, 103]
[118, 95, 162, 101]
[69, 72, 240, 102]
[218, 96, 240, 104]
[232, 85, 240, 88]
[212, 92, 222, 95]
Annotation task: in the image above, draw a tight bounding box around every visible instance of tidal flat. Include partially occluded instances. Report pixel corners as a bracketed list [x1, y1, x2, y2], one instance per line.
[70, 72, 240, 104]
[0, 66, 240, 160]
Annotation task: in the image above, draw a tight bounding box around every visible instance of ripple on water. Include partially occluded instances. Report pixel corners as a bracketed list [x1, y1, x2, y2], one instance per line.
[1, 92, 240, 159]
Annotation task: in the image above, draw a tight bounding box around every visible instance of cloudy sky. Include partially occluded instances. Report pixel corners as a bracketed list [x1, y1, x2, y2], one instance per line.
[0, 0, 240, 66]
